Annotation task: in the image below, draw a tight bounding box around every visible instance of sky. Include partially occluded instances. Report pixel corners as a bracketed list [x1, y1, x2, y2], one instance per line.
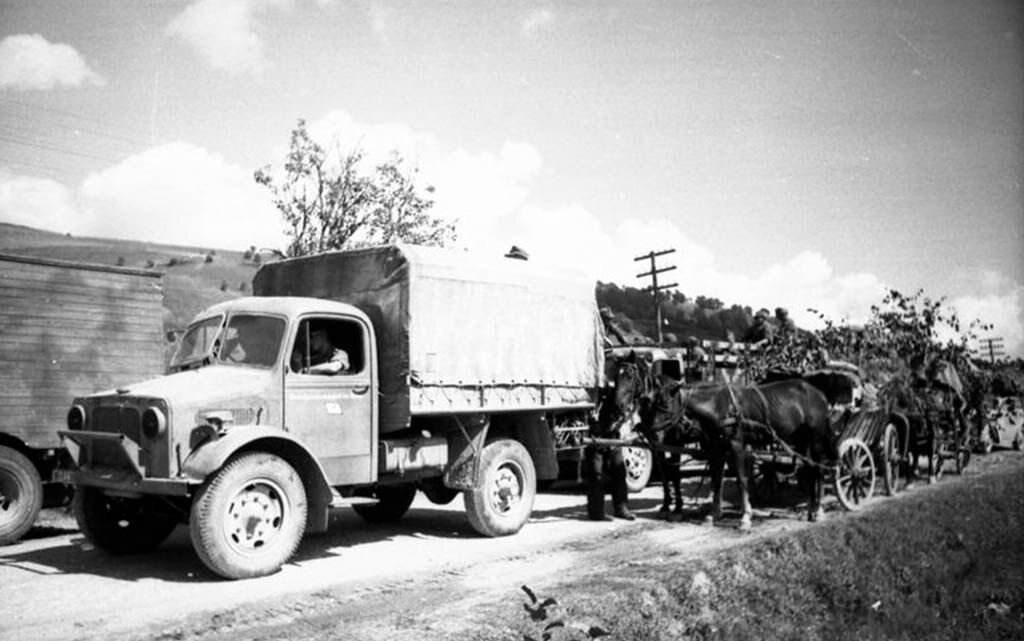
[1, 0, 1021, 356]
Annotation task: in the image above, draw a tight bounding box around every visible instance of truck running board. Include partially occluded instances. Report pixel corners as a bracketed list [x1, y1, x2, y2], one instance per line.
[329, 494, 379, 508]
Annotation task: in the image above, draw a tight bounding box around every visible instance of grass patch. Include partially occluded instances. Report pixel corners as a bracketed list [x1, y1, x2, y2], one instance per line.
[506, 462, 1024, 641]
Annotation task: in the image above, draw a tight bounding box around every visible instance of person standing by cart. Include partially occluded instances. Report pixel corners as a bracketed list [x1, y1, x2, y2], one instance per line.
[584, 380, 635, 521]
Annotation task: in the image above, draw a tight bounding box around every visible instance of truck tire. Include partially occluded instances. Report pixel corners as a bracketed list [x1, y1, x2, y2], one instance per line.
[623, 445, 653, 494]
[0, 445, 43, 545]
[190, 452, 307, 580]
[73, 486, 177, 554]
[464, 439, 536, 537]
[352, 484, 417, 522]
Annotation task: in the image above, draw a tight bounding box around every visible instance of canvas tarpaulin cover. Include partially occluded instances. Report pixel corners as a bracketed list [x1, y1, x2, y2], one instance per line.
[253, 245, 604, 432]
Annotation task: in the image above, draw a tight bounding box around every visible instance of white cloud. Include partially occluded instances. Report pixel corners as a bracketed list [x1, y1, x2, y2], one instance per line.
[166, 0, 289, 75]
[953, 284, 1024, 360]
[0, 170, 92, 233]
[0, 34, 104, 91]
[80, 142, 284, 250]
[304, 110, 543, 244]
[522, 9, 556, 38]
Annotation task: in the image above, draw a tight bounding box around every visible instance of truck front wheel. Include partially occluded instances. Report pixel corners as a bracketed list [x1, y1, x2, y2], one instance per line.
[0, 445, 43, 545]
[464, 439, 536, 537]
[73, 487, 177, 554]
[189, 452, 307, 580]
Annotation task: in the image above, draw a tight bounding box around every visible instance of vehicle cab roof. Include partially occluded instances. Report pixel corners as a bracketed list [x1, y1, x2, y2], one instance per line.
[190, 296, 370, 325]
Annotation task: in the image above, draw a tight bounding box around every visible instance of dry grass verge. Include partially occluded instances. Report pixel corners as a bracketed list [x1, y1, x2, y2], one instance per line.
[501, 459, 1024, 641]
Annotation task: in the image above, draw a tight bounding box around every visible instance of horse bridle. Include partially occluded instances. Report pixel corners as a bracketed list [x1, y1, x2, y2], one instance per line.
[611, 360, 650, 419]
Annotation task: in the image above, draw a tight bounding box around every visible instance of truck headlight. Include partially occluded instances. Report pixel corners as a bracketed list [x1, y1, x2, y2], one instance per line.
[67, 405, 86, 430]
[142, 407, 167, 439]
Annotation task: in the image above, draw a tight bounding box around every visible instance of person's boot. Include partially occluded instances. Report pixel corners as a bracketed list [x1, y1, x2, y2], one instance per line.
[613, 503, 636, 521]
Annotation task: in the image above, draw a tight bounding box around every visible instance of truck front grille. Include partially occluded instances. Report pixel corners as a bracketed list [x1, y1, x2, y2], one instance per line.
[92, 407, 142, 443]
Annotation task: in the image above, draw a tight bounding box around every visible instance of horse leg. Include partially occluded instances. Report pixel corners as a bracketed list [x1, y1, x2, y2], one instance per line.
[808, 441, 826, 523]
[669, 454, 684, 521]
[706, 447, 726, 524]
[657, 452, 672, 516]
[730, 443, 752, 531]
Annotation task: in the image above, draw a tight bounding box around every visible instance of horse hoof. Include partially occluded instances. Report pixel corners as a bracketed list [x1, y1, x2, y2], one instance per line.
[703, 515, 715, 526]
[928, 476, 937, 485]
[738, 519, 752, 532]
[809, 509, 825, 523]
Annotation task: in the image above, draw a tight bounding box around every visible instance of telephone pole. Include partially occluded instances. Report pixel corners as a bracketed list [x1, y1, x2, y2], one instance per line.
[634, 248, 677, 344]
[978, 337, 1005, 364]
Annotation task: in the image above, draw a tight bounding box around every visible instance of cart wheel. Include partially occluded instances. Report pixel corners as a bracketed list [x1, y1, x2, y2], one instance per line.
[834, 437, 875, 511]
[880, 423, 902, 496]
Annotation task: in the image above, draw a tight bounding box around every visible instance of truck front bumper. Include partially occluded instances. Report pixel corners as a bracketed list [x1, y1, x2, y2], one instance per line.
[53, 468, 191, 496]
[56, 430, 192, 497]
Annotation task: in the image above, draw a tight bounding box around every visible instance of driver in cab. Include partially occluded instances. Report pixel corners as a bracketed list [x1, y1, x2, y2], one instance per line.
[291, 325, 349, 375]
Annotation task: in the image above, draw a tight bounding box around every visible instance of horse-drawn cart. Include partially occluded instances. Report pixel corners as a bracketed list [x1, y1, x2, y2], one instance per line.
[895, 358, 973, 481]
[749, 364, 910, 512]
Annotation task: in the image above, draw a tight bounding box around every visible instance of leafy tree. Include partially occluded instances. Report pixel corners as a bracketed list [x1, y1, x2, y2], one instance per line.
[254, 119, 456, 257]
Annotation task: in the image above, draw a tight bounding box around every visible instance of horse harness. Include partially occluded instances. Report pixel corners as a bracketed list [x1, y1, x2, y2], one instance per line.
[654, 381, 838, 473]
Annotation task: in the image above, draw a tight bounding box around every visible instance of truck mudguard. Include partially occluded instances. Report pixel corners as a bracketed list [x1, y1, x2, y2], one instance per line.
[182, 425, 334, 532]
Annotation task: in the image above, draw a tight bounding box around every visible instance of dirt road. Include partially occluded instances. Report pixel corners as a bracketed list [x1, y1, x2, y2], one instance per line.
[2, 453, 1020, 641]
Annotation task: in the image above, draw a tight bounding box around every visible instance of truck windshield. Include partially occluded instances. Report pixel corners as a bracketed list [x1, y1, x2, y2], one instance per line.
[170, 315, 224, 370]
[217, 315, 286, 368]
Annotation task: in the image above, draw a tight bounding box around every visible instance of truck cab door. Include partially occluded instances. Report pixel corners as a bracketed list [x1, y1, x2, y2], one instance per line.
[284, 315, 375, 485]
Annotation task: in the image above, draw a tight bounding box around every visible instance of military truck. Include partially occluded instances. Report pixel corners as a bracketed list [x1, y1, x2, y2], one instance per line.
[57, 245, 604, 579]
[0, 254, 164, 544]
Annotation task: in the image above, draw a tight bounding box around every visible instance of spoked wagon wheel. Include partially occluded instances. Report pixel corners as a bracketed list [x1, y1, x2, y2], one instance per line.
[880, 423, 902, 496]
[834, 437, 875, 511]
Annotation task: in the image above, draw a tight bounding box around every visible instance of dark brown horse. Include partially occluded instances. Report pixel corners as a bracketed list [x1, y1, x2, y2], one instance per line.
[647, 378, 838, 530]
[611, 354, 706, 519]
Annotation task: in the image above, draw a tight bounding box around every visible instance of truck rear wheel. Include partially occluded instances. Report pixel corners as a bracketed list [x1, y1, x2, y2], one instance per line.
[190, 452, 307, 580]
[464, 439, 536, 537]
[0, 445, 43, 545]
[73, 487, 177, 554]
[352, 484, 417, 522]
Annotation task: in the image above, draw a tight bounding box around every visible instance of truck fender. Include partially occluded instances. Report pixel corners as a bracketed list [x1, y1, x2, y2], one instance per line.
[182, 426, 334, 533]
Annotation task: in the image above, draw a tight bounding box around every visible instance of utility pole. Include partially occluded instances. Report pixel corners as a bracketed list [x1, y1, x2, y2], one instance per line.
[634, 248, 677, 344]
[978, 337, 1005, 364]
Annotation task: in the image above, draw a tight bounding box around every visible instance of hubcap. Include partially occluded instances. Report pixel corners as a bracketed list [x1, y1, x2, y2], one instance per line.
[223, 479, 287, 553]
[489, 463, 523, 515]
[623, 447, 647, 481]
